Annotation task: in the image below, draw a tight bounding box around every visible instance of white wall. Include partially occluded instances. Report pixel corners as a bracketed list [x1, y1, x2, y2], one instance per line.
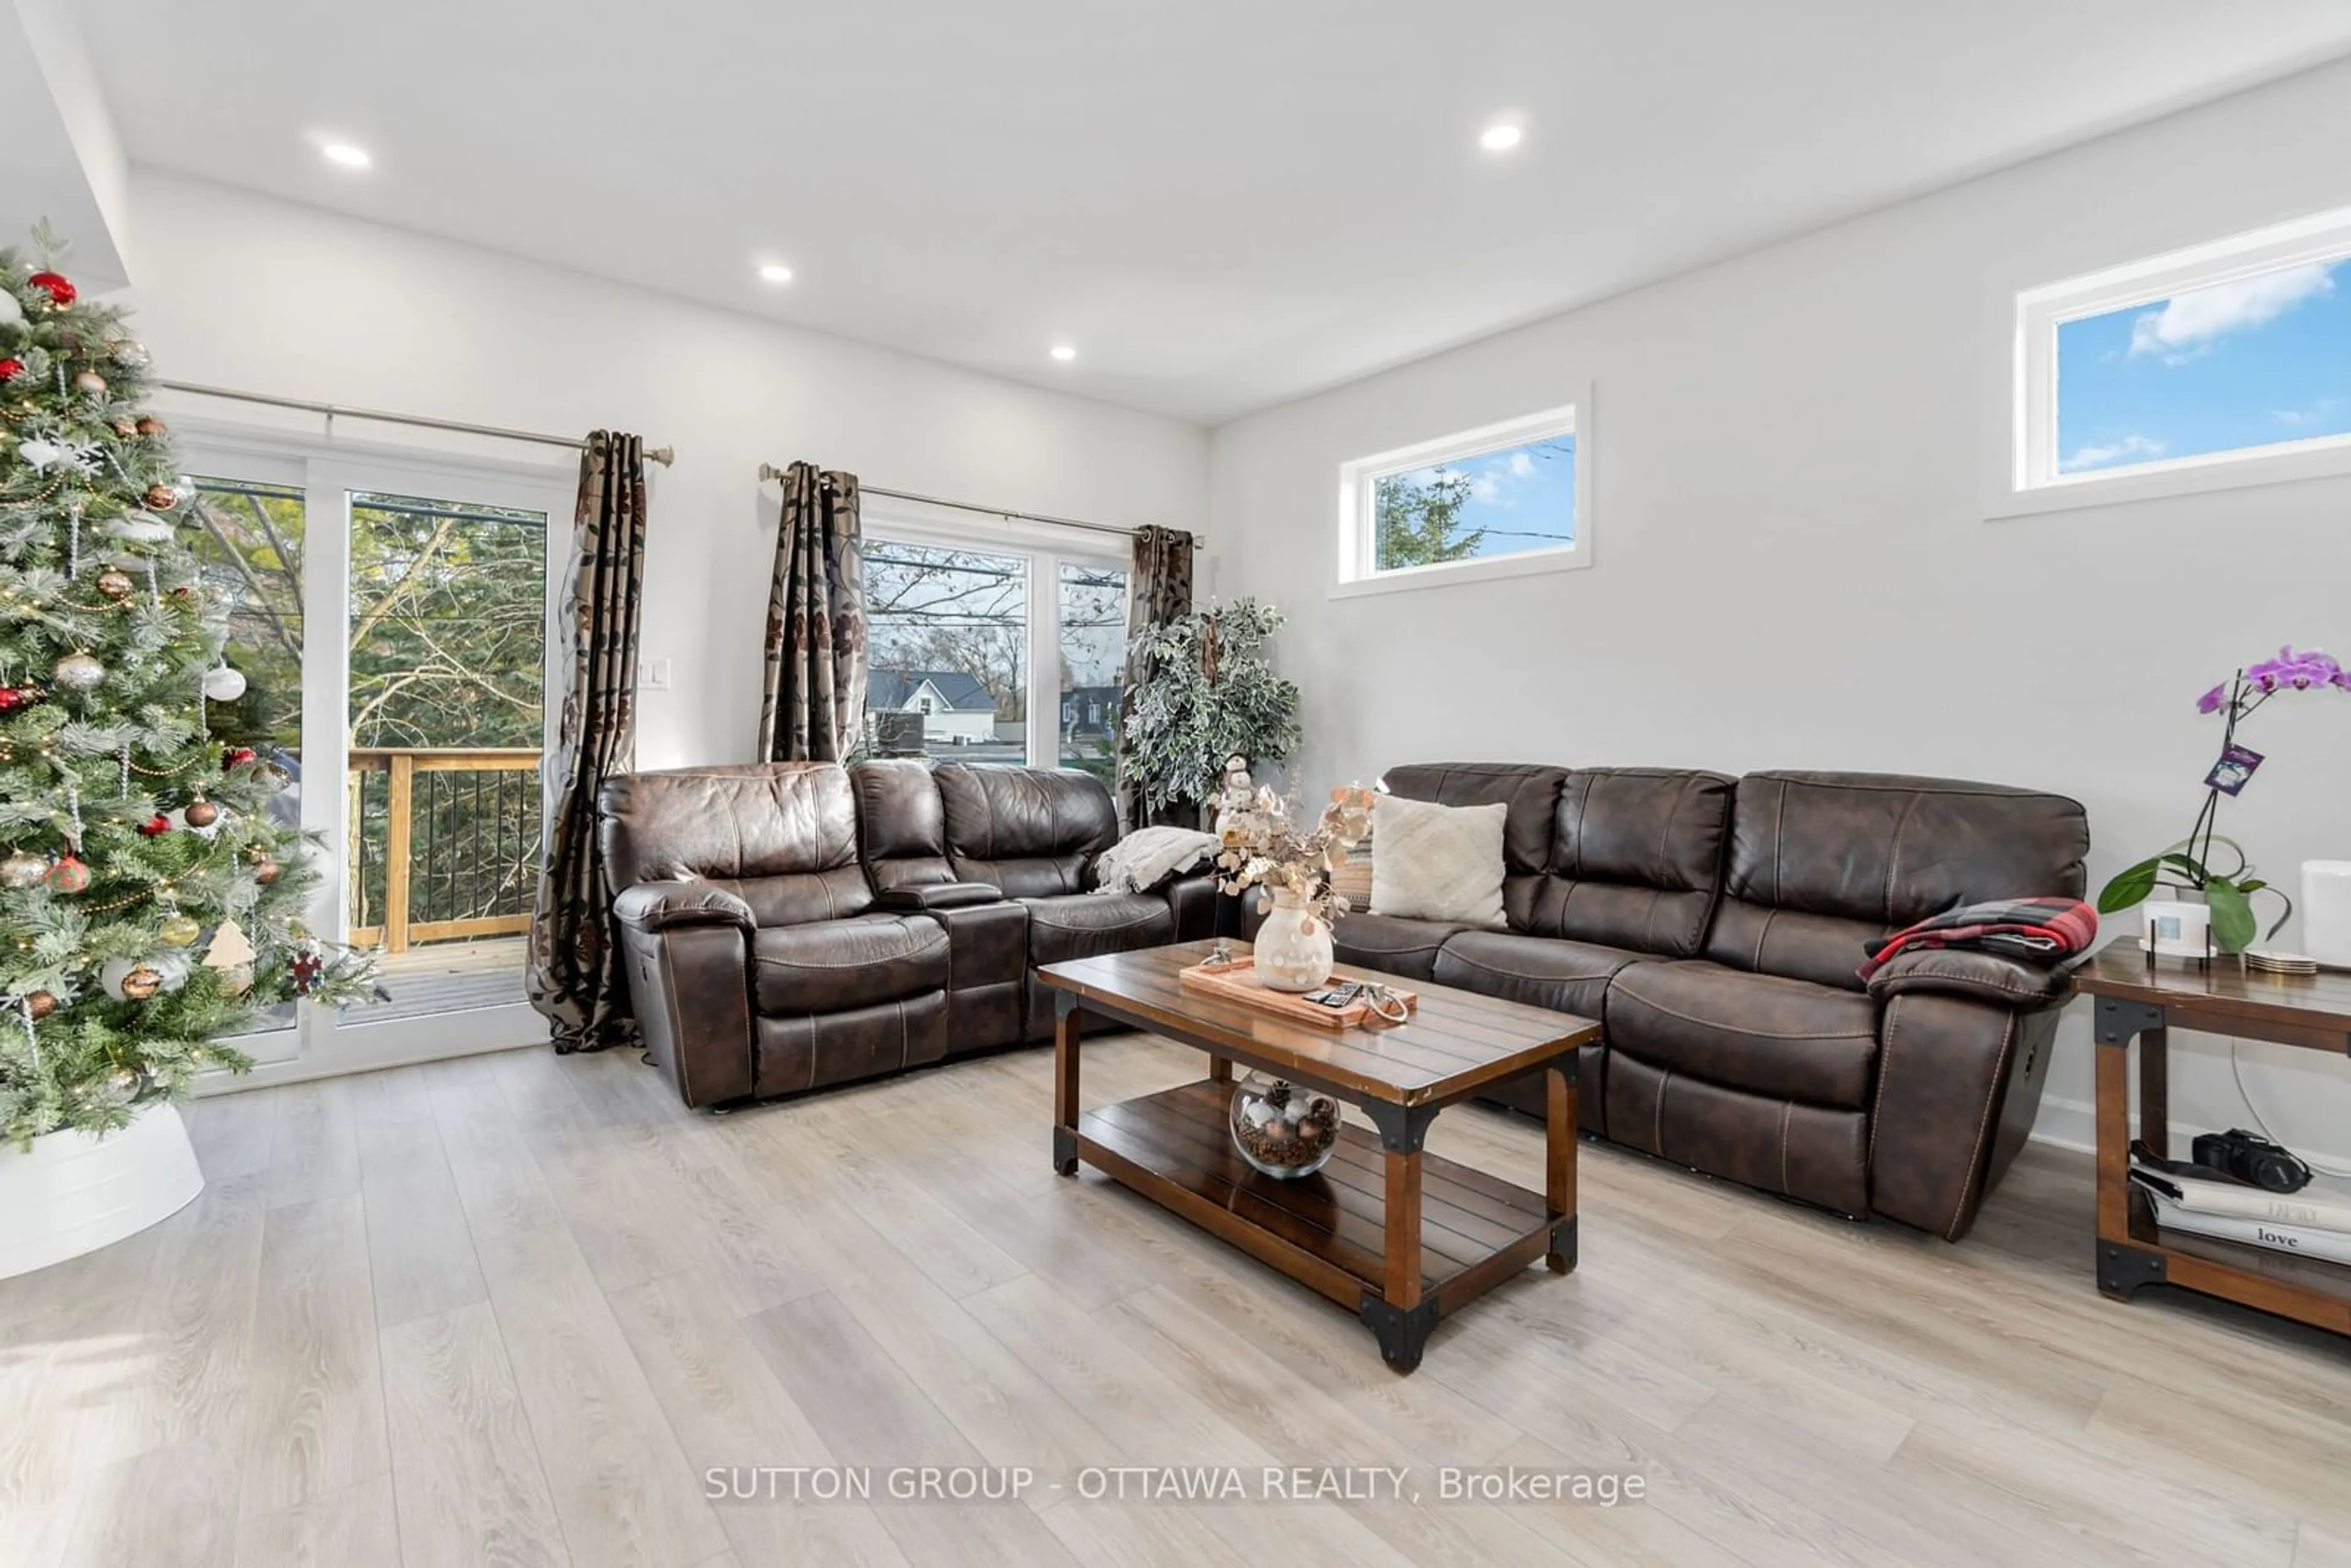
[1207, 56, 2351, 1163]
[116, 169, 1207, 771]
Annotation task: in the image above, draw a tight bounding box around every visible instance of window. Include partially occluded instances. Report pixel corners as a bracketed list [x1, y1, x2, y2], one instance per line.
[1336, 397, 1592, 594]
[1057, 560, 1130, 782]
[176, 425, 572, 1075]
[864, 541, 1029, 762]
[861, 528, 1130, 774]
[2008, 206, 2351, 511]
[187, 477, 307, 1037]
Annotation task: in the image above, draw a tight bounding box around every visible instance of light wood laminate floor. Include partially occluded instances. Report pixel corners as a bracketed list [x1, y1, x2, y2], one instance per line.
[5, 1034, 2350, 1567]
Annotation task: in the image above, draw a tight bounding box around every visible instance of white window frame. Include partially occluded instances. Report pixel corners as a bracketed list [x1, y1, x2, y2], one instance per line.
[861, 505, 1130, 770]
[173, 415, 572, 1086]
[1333, 393, 1592, 597]
[1995, 204, 2351, 518]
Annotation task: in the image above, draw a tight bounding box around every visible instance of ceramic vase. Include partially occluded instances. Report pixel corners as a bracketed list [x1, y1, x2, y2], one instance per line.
[1255, 890, 1335, 991]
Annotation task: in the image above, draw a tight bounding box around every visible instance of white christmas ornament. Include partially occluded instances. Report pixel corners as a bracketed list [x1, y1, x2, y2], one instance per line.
[200, 666, 247, 702]
[99, 958, 148, 1000]
[17, 438, 63, 471]
[0, 290, 22, 329]
[102, 512, 174, 544]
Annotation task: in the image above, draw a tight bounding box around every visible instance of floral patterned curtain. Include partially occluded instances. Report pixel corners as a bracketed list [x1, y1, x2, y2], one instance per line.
[525, 431, 647, 1051]
[1116, 523, 1195, 829]
[756, 462, 869, 762]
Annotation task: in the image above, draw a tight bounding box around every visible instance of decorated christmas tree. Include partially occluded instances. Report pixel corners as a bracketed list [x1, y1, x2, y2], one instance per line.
[0, 227, 375, 1148]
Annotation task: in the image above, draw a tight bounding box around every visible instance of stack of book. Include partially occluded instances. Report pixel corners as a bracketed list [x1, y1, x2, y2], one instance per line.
[2131, 1153, 2351, 1265]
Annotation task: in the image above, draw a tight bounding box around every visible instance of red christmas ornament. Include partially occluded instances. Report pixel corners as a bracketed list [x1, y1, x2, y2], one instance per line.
[25, 272, 75, 307]
[223, 746, 257, 768]
[0, 684, 42, 712]
[47, 855, 90, 893]
[0, 359, 21, 383]
[138, 814, 170, 837]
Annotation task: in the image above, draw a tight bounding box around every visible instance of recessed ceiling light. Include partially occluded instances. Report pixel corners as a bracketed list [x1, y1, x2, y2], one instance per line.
[1479, 124, 1523, 152]
[1049, 344, 1077, 362]
[320, 141, 372, 169]
[758, 263, 793, 284]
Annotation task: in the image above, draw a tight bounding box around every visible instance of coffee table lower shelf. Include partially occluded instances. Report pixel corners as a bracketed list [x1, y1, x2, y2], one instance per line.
[1070, 1080, 1566, 1368]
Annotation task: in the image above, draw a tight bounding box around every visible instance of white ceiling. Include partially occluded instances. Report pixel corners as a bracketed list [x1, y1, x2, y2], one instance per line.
[65, 0, 2351, 424]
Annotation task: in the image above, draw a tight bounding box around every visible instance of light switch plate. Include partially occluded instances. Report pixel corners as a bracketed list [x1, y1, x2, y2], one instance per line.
[639, 658, 672, 691]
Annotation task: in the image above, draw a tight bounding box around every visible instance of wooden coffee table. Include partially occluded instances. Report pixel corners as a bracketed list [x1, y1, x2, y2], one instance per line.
[1038, 940, 1599, 1371]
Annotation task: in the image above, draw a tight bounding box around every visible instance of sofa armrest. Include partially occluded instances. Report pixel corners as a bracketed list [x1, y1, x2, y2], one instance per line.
[613, 880, 755, 934]
[1166, 870, 1224, 942]
[1869, 992, 2061, 1242]
[1865, 948, 2074, 1008]
[612, 912, 756, 1108]
[875, 881, 1004, 912]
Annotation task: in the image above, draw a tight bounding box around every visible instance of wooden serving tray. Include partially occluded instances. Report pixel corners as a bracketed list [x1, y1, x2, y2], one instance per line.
[1179, 958, 1415, 1029]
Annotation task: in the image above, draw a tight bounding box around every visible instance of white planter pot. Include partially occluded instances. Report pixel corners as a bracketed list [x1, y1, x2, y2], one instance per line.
[2138, 898, 2214, 959]
[0, 1101, 205, 1283]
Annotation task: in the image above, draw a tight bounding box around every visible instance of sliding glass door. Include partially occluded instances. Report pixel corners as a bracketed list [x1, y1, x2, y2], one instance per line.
[182, 430, 570, 1073]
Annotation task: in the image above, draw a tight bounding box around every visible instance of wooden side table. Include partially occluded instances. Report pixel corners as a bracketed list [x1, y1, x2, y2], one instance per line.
[2072, 942, 2351, 1335]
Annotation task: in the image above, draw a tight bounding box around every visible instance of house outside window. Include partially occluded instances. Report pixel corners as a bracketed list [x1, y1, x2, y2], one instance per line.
[861, 530, 1130, 781]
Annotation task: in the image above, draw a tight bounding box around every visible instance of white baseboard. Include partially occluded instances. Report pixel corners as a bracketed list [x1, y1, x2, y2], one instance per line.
[2030, 1092, 2351, 1172]
[191, 1030, 541, 1095]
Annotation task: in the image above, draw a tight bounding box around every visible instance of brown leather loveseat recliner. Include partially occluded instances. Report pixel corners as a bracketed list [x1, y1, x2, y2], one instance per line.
[601, 759, 1215, 1110]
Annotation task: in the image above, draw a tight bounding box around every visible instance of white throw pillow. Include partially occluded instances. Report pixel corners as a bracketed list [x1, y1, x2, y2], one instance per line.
[1369, 795, 1507, 928]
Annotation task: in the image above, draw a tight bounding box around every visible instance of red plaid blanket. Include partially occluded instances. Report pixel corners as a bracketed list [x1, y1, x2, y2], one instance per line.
[1856, 897, 2099, 983]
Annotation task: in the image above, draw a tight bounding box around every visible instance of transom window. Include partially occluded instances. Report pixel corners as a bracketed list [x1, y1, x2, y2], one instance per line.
[2009, 205, 2351, 509]
[1336, 398, 1592, 595]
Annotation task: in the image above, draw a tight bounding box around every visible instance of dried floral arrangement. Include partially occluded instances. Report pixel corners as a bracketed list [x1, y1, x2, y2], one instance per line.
[1210, 757, 1375, 934]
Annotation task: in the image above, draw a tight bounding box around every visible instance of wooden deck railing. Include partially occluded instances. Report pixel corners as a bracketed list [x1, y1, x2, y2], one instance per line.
[347, 747, 542, 953]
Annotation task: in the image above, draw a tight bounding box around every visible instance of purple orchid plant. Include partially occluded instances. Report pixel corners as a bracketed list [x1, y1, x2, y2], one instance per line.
[2099, 645, 2349, 952]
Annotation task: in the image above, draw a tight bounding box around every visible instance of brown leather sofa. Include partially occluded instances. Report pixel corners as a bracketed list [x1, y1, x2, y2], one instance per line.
[601, 759, 1216, 1110]
[602, 752, 2085, 1243]
[1327, 764, 2089, 1241]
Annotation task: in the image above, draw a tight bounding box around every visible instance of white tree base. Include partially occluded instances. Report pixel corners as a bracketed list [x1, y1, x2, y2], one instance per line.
[0, 1101, 205, 1283]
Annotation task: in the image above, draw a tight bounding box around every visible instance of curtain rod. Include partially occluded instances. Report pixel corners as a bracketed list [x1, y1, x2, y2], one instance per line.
[152, 380, 675, 467]
[757, 462, 1192, 547]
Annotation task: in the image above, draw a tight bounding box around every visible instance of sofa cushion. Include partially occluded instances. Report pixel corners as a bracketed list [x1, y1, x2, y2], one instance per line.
[1704, 771, 2090, 990]
[1021, 891, 1176, 967]
[1522, 768, 1733, 957]
[1431, 930, 1638, 1021]
[752, 913, 948, 1015]
[937, 764, 1119, 898]
[1379, 762, 1564, 929]
[1607, 1051, 1869, 1217]
[1607, 959, 1880, 1110]
[754, 992, 949, 1096]
[1330, 912, 1468, 983]
[599, 762, 873, 928]
[1704, 904, 1891, 994]
[1370, 794, 1507, 927]
[852, 758, 956, 895]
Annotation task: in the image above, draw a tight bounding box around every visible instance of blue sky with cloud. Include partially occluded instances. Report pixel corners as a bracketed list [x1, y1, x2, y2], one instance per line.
[1393, 436, 1577, 558]
[2057, 256, 2351, 473]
